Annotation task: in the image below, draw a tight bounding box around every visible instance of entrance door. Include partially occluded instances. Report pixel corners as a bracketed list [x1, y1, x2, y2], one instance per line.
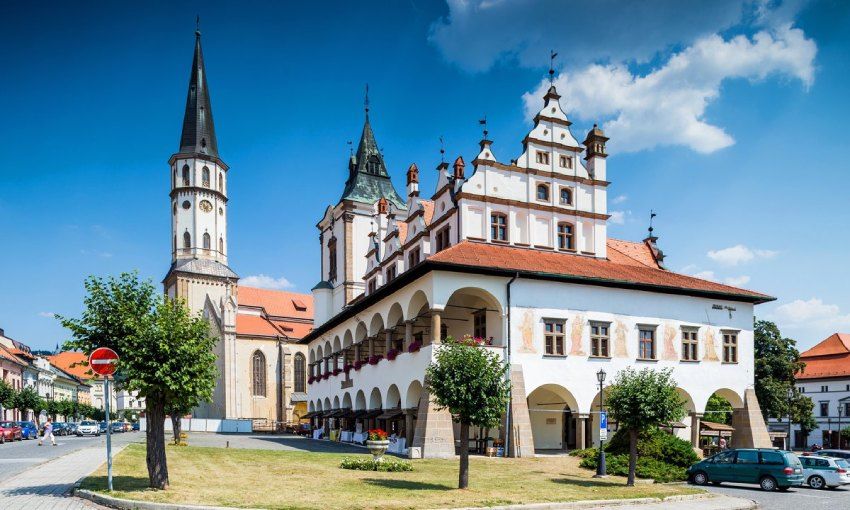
[563, 409, 574, 450]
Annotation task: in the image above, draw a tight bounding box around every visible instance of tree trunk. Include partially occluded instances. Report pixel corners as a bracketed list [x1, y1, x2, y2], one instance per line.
[627, 428, 637, 487]
[145, 397, 169, 489]
[459, 422, 470, 489]
[171, 414, 181, 445]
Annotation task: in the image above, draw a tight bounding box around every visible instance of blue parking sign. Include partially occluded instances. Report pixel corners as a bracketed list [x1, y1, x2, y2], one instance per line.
[599, 411, 608, 440]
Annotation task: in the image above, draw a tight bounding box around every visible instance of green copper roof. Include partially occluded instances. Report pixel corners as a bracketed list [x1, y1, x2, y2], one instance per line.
[339, 114, 405, 208]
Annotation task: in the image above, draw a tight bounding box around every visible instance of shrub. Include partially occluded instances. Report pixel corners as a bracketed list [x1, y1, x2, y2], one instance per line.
[579, 453, 687, 483]
[605, 428, 698, 468]
[340, 457, 413, 472]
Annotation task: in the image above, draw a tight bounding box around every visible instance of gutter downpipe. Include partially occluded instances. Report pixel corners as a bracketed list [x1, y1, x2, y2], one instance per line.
[505, 272, 519, 457]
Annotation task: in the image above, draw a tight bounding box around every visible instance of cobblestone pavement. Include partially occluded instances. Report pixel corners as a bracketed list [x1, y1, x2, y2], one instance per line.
[0, 441, 129, 510]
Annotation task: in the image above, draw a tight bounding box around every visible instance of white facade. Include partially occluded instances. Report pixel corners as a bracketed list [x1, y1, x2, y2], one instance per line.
[769, 377, 850, 449]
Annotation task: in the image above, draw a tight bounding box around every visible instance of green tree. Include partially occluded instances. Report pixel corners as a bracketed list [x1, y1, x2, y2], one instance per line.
[58, 272, 218, 490]
[0, 380, 15, 412]
[788, 392, 818, 447]
[606, 368, 685, 486]
[704, 394, 733, 425]
[425, 337, 510, 489]
[13, 387, 45, 424]
[754, 320, 804, 420]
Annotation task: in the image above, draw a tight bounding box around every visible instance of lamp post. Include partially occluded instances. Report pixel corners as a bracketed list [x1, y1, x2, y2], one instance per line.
[594, 368, 607, 478]
[839, 406, 844, 449]
[787, 386, 794, 451]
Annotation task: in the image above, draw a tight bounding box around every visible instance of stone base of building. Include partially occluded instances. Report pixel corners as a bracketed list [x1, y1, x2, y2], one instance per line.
[507, 364, 535, 458]
[730, 388, 772, 448]
[411, 386, 456, 459]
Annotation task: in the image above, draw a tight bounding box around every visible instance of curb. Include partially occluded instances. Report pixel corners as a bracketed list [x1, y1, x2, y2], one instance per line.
[75, 489, 266, 510]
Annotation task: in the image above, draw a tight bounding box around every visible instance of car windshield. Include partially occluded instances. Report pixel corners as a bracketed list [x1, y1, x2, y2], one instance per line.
[835, 459, 850, 468]
[0, 422, 14, 427]
[81, 421, 96, 425]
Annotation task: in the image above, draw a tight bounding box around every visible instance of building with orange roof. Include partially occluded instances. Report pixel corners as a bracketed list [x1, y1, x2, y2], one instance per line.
[0, 328, 26, 420]
[771, 333, 850, 449]
[304, 82, 775, 458]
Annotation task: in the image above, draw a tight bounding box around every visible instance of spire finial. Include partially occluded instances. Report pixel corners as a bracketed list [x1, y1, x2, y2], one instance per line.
[195, 15, 201, 36]
[549, 50, 558, 85]
[347, 140, 353, 157]
[479, 115, 488, 139]
[364, 84, 370, 115]
[648, 210, 657, 237]
[439, 135, 445, 163]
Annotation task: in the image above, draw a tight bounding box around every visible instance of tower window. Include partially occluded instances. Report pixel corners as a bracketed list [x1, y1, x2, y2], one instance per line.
[535, 151, 550, 165]
[183, 232, 191, 249]
[366, 156, 380, 175]
[202, 166, 210, 188]
[559, 187, 573, 205]
[408, 247, 421, 267]
[251, 350, 266, 397]
[557, 222, 574, 250]
[293, 353, 306, 393]
[559, 155, 573, 169]
[219, 237, 224, 254]
[536, 184, 550, 201]
[490, 213, 508, 242]
[327, 238, 338, 282]
[203, 233, 211, 250]
[173, 235, 177, 254]
[435, 227, 450, 252]
[218, 172, 223, 191]
[182, 165, 190, 186]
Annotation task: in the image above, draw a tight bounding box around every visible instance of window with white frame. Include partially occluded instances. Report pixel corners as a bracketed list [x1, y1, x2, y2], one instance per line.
[590, 322, 610, 357]
[544, 319, 565, 356]
[490, 213, 508, 241]
[638, 327, 656, 360]
[722, 331, 738, 363]
[535, 151, 550, 165]
[559, 187, 573, 205]
[681, 328, 699, 361]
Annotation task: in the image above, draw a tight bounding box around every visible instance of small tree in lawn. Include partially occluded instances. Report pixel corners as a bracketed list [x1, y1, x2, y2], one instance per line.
[606, 367, 685, 486]
[425, 336, 510, 489]
[59, 272, 218, 490]
[14, 387, 45, 425]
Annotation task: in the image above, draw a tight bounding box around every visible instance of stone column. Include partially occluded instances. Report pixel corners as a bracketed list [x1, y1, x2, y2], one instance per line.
[730, 388, 772, 448]
[507, 364, 535, 457]
[368, 337, 375, 358]
[405, 410, 415, 447]
[576, 414, 589, 450]
[411, 382, 455, 459]
[354, 343, 361, 363]
[690, 412, 703, 449]
[385, 330, 393, 353]
[430, 310, 442, 345]
[404, 321, 413, 350]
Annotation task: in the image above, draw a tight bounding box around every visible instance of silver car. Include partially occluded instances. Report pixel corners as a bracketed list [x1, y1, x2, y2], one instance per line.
[76, 420, 100, 437]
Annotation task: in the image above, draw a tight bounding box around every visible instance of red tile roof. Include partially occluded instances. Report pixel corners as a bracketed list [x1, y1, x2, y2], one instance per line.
[797, 333, 850, 379]
[48, 351, 97, 380]
[238, 286, 313, 320]
[428, 240, 772, 303]
[607, 238, 661, 268]
[0, 344, 27, 366]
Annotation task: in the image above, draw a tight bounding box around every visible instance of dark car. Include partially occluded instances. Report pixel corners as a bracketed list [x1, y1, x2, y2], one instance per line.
[131, 422, 140, 431]
[51, 422, 68, 436]
[17, 421, 38, 440]
[111, 422, 124, 433]
[688, 448, 804, 491]
[98, 421, 108, 433]
[0, 421, 23, 442]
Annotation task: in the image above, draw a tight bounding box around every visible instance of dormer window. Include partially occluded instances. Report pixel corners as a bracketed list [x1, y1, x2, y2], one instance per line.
[557, 222, 574, 251]
[366, 156, 380, 175]
[490, 213, 508, 242]
[535, 151, 550, 165]
[536, 184, 550, 201]
[559, 155, 572, 169]
[386, 265, 397, 283]
[559, 187, 573, 205]
[367, 279, 377, 294]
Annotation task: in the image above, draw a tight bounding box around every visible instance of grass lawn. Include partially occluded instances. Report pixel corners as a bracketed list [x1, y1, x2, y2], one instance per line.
[81, 443, 701, 509]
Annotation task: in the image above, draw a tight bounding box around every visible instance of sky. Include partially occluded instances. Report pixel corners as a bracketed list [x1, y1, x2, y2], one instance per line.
[1, 0, 848, 352]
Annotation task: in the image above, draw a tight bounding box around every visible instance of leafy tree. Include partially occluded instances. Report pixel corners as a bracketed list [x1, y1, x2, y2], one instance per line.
[788, 392, 818, 447]
[704, 394, 733, 425]
[0, 380, 15, 412]
[59, 272, 218, 490]
[606, 368, 685, 486]
[425, 337, 510, 489]
[13, 387, 45, 424]
[754, 320, 804, 420]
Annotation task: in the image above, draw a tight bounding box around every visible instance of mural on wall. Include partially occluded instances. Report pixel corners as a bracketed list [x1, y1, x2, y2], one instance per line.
[703, 328, 720, 362]
[613, 320, 629, 358]
[570, 314, 586, 356]
[662, 322, 678, 361]
[519, 310, 537, 353]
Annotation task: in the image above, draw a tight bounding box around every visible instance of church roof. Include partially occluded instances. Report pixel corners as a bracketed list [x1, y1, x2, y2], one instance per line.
[797, 333, 850, 380]
[166, 258, 239, 280]
[236, 286, 313, 340]
[178, 30, 219, 158]
[339, 114, 405, 208]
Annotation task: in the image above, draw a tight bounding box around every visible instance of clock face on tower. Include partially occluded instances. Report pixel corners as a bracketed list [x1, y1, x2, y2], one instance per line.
[199, 200, 213, 212]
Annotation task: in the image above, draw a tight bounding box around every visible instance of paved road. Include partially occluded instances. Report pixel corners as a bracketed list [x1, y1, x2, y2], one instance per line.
[0, 432, 141, 483]
[704, 482, 850, 510]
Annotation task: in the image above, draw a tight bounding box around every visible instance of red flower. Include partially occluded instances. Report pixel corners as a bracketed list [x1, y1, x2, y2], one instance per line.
[367, 428, 388, 441]
[386, 349, 398, 361]
[407, 341, 422, 353]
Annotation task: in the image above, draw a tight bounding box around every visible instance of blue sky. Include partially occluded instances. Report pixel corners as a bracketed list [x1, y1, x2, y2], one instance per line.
[1, 0, 848, 351]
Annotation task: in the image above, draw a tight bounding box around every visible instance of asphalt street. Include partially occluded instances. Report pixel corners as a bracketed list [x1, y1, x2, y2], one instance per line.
[0, 430, 140, 482]
[703, 481, 850, 510]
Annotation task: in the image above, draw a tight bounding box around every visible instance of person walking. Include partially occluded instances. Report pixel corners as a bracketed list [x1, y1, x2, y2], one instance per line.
[38, 417, 56, 446]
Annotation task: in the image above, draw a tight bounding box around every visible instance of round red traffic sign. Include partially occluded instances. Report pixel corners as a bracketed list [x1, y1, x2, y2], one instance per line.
[89, 347, 119, 376]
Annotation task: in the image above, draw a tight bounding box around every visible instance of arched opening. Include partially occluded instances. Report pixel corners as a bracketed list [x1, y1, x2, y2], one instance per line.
[182, 164, 190, 186]
[385, 384, 401, 410]
[406, 290, 431, 346]
[251, 350, 266, 397]
[527, 384, 581, 451]
[342, 393, 352, 410]
[202, 166, 210, 188]
[702, 389, 743, 452]
[293, 353, 306, 393]
[333, 395, 340, 410]
[355, 390, 367, 411]
[536, 183, 550, 201]
[442, 287, 504, 346]
[203, 232, 211, 250]
[219, 237, 224, 254]
[218, 172, 223, 191]
[369, 388, 382, 410]
[405, 380, 423, 409]
[183, 231, 191, 249]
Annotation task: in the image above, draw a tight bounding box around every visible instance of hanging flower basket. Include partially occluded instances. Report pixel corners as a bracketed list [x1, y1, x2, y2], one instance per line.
[386, 349, 399, 361]
[407, 341, 422, 353]
[354, 360, 364, 371]
[368, 355, 383, 365]
[332, 368, 342, 376]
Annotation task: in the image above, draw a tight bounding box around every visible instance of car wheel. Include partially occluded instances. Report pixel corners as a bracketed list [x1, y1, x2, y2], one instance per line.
[809, 475, 826, 489]
[692, 471, 709, 485]
[760, 476, 778, 491]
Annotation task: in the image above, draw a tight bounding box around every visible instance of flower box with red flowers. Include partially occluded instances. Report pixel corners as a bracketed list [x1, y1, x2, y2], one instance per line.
[368, 355, 382, 365]
[386, 348, 399, 361]
[354, 360, 364, 371]
[322, 372, 330, 380]
[407, 341, 422, 353]
[332, 368, 342, 376]
[343, 363, 353, 373]
[308, 376, 315, 384]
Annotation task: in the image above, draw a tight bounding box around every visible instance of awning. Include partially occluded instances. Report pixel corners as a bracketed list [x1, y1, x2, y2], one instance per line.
[662, 421, 687, 429]
[377, 408, 405, 420]
[700, 420, 735, 432]
[319, 409, 336, 418]
[361, 409, 383, 419]
[351, 410, 369, 419]
[338, 408, 356, 419]
[328, 409, 348, 418]
[290, 391, 308, 403]
[302, 411, 320, 419]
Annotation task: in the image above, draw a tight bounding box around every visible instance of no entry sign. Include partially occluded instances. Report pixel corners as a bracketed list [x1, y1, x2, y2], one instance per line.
[89, 347, 119, 376]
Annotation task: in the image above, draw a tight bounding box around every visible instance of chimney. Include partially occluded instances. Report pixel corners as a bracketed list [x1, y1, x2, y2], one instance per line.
[453, 156, 465, 179]
[406, 163, 419, 197]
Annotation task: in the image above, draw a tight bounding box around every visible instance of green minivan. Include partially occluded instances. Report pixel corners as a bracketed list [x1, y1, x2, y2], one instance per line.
[687, 448, 804, 491]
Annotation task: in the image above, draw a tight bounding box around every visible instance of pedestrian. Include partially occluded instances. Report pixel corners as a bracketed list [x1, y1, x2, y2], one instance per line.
[719, 437, 727, 450]
[38, 417, 56, 446]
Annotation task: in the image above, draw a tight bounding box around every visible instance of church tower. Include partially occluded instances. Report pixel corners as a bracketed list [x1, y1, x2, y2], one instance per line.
[164, 27, 238, 311]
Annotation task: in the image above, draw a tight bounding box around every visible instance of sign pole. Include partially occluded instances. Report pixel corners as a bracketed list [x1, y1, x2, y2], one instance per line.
[105, 375, 113, 491]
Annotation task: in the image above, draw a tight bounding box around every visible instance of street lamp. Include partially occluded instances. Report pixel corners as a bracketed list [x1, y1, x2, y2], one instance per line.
[787, 386, 794, 451]
[594, 368, 607, 478]
[839, 405, 844, 449]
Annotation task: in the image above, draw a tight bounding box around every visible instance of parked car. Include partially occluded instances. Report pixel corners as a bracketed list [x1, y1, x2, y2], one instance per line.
[51, 422, 69, 436]
[688, 448, 804, 491]
[818, 449, 850, 460]
[131, 422, 140, 431]
[800, 455, 850, 489]
[67, 423, 79, 435]
[98, 421, 108, 433]
[0, 421, 23, 442]
[111, 422, 124, 433]
[17, 421, 38, 440]
[76, 420, 101, 437]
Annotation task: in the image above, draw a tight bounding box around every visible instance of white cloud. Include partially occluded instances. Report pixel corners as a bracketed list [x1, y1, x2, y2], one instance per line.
[773, 298, 850, 329]
[240, 274, 295, 290]
[37, 311, 56, 318]
[707, 244, 778, 266]
[523, 24, 816, 153]
[723, 275, 751, 287]
[693, 270, 718, 281]
[609, 210, 626, 225]
[611, 195, 628, 205]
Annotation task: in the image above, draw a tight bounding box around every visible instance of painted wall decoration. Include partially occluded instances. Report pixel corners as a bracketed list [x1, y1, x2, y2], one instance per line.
[703, 328, 720, 361]
[613, 320, 629, 358]
[519, 309, 537, 353]
[663, 322, 678, 361]
[570, 314, 586, 356]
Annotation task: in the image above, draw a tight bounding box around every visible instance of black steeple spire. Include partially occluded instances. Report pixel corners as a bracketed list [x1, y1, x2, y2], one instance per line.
[178, 25, 218, 158]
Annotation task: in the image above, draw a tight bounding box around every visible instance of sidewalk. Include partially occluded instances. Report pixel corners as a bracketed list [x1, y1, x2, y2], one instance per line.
[0, 443, 126, 510]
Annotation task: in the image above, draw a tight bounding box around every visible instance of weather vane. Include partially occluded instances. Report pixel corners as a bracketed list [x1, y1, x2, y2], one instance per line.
[364, 84, 370, 114]
[195, 15, 201, 35]
[479, 115, 488, 139]
[549, 50, 558, 85]
[648, 210, 657, 237]
[439, 135, 445, 163]
[347, 140, 353, 157]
